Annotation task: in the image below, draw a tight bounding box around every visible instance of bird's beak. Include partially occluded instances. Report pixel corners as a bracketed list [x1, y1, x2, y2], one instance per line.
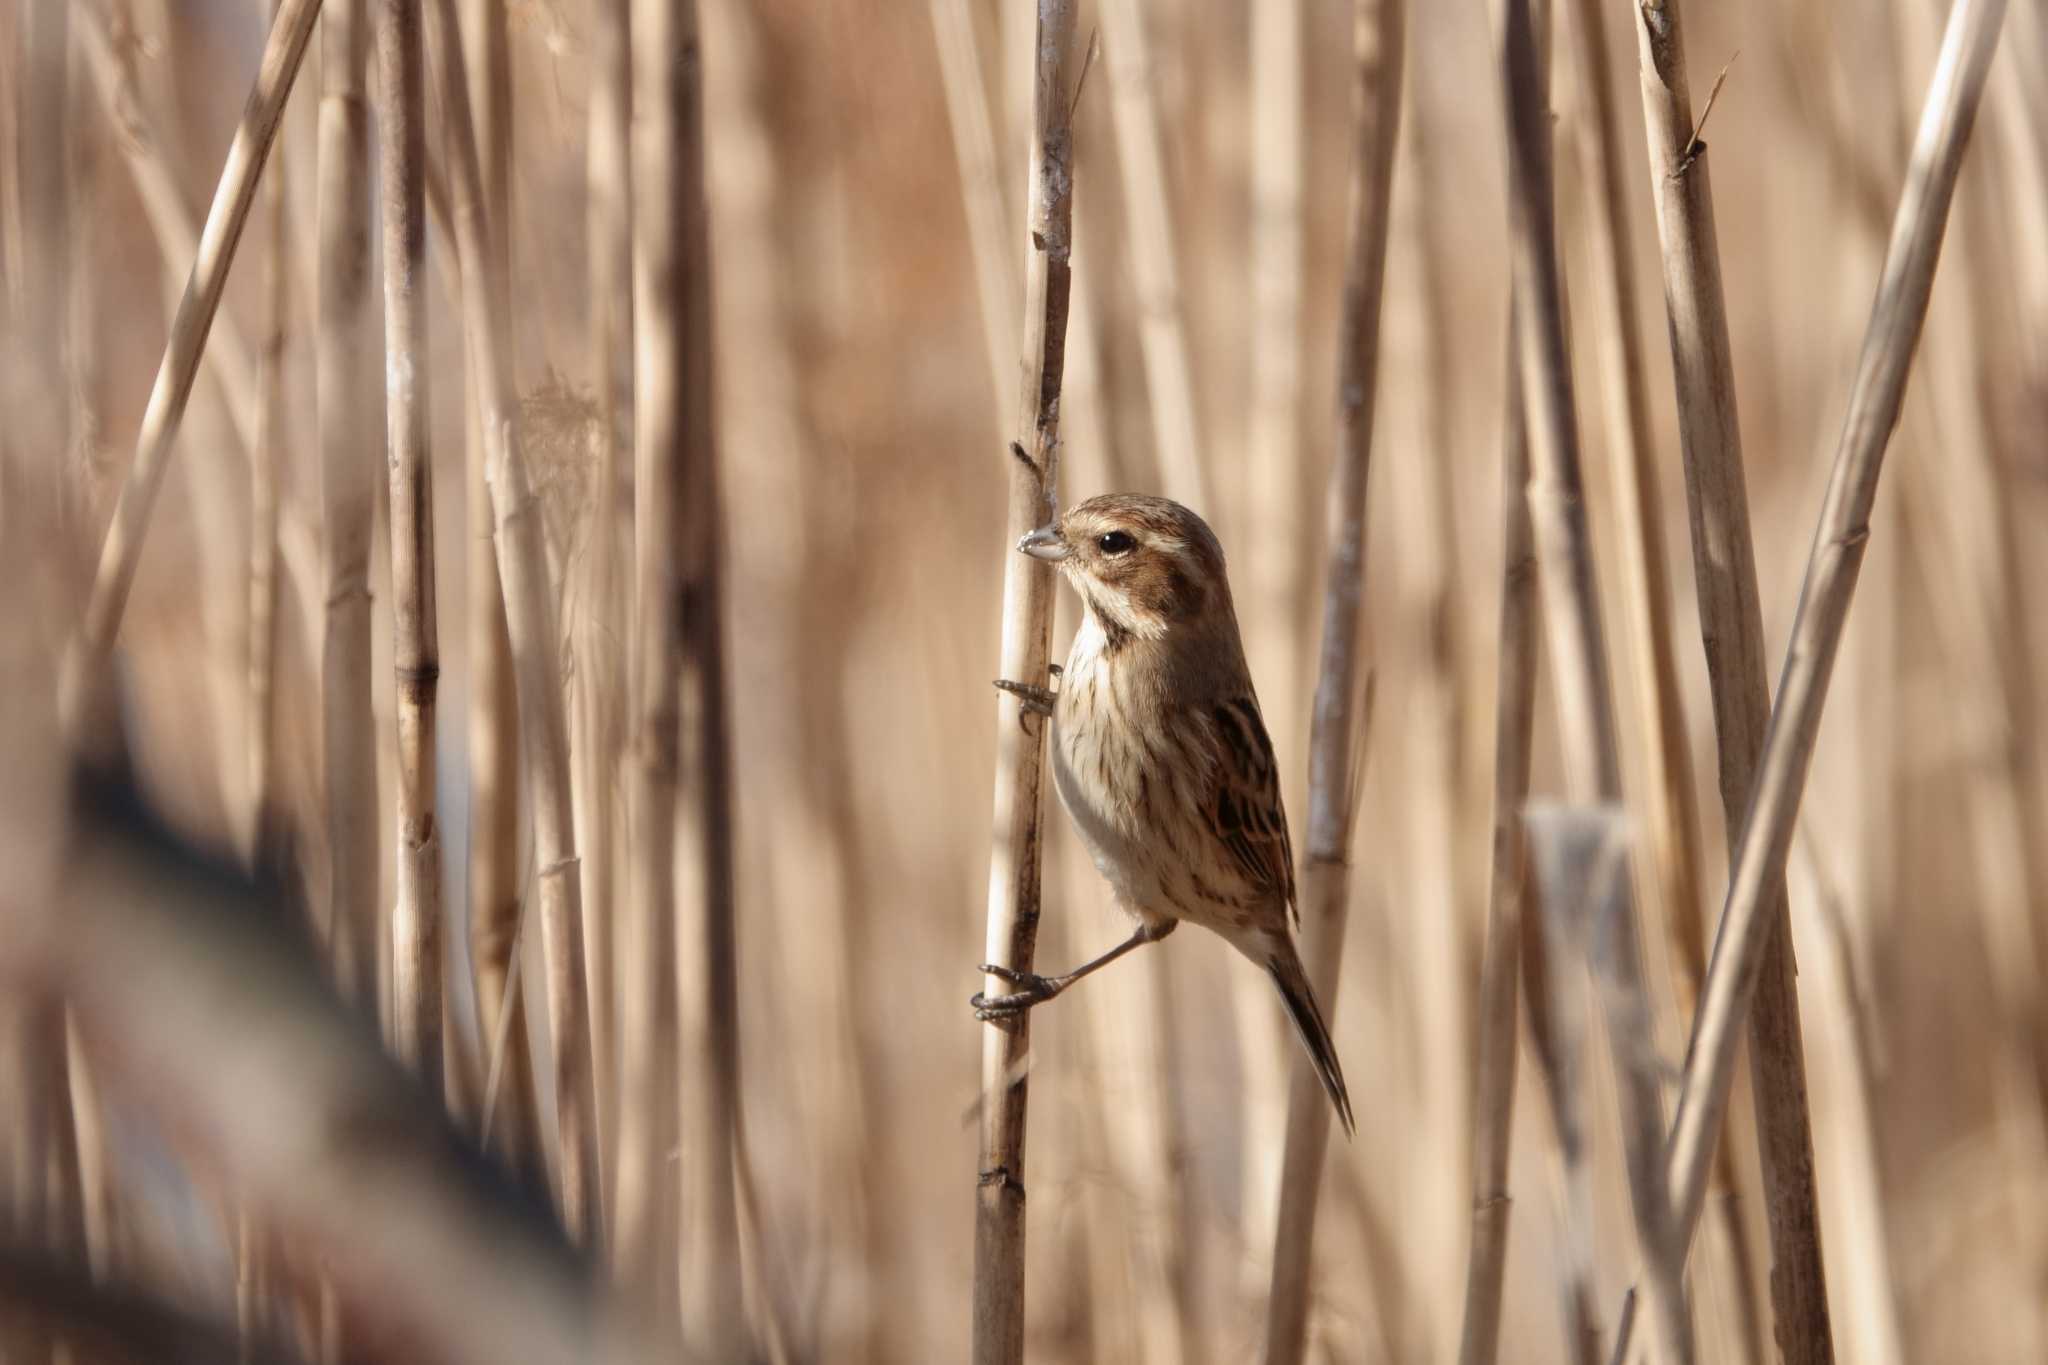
[1018, 525, 1070, 562]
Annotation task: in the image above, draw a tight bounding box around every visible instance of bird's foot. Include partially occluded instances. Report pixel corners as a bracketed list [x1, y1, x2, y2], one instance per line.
[971, 962, 1066, 1020]
[994, 662, 1062, 720]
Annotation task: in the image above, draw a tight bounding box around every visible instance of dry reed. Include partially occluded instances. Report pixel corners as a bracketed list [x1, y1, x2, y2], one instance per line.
[1657, 0, 2008, 1264]
[1630, 3, 1831, 1357]
[1261, 2, 1404, 1360]
[973, 4, 1078, 1360]
[1455, 310, 1539, 1365]
[423, 0, 602, 1242]
[1493, 0, 1693, 1355]
[378, 0, 442, 1093]
[455, 0, 544, 1177]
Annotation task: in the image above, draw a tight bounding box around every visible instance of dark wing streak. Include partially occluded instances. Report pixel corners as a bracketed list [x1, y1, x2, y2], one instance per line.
[1201, 697, 1297, 921]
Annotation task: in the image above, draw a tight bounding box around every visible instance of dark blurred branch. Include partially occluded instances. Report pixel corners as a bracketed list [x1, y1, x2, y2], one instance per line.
[0, 1242, 305, 1365]
[0, 778, 668, 1365]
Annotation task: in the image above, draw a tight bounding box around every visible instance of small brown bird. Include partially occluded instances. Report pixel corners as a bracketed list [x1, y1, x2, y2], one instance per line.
[977, 493, 1353, 1135]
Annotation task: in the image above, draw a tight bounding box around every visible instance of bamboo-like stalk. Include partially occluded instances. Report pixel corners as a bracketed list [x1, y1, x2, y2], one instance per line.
[1261, 3, 1403, 1361]
[1607, 0, 2009, 1358]
[1492, 0, 1693, 1359]
[423, 0, 602, 1243]
[378, 0, 441, 1093]
[314, 0, 380, 1007]
[1098, 0, 1206, 511]
[1629, 5, 1829, 1357]
[577, 0, 631, 1203]
[60, 0, 319, 736]
[455, 0, 543, 1177]
[1454, 313, 1540, 1365]
[972, 5, 1076, 1360]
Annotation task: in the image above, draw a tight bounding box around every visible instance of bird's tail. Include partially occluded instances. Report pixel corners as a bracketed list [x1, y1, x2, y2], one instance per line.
[1265, 943, 1355, 1137]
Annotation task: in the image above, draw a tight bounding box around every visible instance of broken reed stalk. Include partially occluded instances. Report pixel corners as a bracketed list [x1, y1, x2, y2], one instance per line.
[1646, 0, 2007, 1319]
[617, 0, 684, 1297]
[1099, 0, 1207, 509]
[1564, 1, 1763, 1353]
[423, 0, 602, 1243]
[578, 0, 632, 1196]
[634, 0, 747, 1350]
[61, 0, 318, 745]
[1454, 311, 1540, 1365]
[972, 4, 1076, 1361]
[1630, 3, 1830, 1357]
[378, 0, 442, 1093]
[315, 0, 381, 1007]
[1260, 3, 1403, 1361]
[1492, 0, 1693, 1359]
[456, 0, 543, 1175]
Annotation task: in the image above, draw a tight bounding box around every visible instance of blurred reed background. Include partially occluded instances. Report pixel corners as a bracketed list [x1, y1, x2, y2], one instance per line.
[0, 0, 2043, 1361]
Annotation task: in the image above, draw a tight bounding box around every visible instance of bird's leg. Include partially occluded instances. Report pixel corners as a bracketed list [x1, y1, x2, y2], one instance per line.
[993, 662, 1063, 718]
[972, 918, 1174, 1020]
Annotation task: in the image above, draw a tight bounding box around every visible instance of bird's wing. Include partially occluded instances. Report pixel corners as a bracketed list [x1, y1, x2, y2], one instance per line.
[1201, 694, 1298, 922]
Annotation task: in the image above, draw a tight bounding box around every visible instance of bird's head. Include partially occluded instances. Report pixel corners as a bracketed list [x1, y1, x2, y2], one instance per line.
[1018, 494, 1229, 645]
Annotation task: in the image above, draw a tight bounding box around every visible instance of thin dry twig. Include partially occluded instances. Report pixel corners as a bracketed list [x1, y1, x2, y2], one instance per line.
[972, 4, 1078, 1360]
[1261, 2, 1404, 1361]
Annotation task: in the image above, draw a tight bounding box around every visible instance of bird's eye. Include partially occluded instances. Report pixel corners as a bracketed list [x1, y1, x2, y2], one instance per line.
[1097, 530, 1136, 555]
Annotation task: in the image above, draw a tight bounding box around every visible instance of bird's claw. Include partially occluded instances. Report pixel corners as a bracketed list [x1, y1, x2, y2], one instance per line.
[971, 962, 1063, 1020]
[993, 678, 1057, 719]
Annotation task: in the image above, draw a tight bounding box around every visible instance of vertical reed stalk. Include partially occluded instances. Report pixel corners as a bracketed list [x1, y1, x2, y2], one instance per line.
[456, 0, 542, 1175]
[1630, 4, 1829, 1356]
[246, 20, 289, 871]
[973, 5, 1077, 1360]
[647, 5, 745, 1350]
[1261, 3, 1403, 1361]
[578, 0, 632, 1197]
[315, 0, 380, 1007]
[1564, 0, 1762, 1351]
[1660, 0, 2004, 1254]
[1493, 0, 1693, 1357]
[379, 0, 441, 1093]
[1608, 2, 2009, 1358]
[614, 0, 688, 1309]
[424, 0, 602, 1242]
[1454, 313, 1540, 1365]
